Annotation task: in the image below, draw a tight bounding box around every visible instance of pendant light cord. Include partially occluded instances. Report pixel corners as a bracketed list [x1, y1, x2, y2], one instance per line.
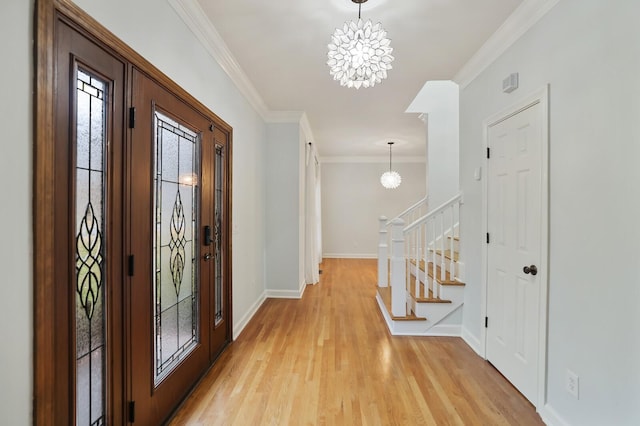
[389, 143, 393, 172]
[358, 2, 362, 19]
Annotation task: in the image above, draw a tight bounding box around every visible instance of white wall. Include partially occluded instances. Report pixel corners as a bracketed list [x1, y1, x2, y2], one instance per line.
[459, 1, 640, 424]
[407, 81, 460, 208]
[265, 123, 304, 294]
[321, 161, 426, 257]
[0, 1, 33, 424]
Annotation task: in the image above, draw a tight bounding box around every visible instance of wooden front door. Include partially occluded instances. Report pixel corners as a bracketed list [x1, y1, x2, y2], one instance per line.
[41, 6, 232, 424]
[129, 69, 215, 424]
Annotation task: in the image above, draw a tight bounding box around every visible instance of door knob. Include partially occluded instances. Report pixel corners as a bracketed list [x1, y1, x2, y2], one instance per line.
[204, 253, 213, 261]
[523, 265, 538, 276]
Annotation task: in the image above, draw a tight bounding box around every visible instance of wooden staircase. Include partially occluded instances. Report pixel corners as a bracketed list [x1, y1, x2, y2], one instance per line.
[407, 241, 465, 328]
[378, 286, 427, 321]
[376, 195, 465, 336]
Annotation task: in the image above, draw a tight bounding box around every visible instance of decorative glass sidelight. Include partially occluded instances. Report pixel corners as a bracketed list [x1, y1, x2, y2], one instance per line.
[214, 145, 224, 326]
[153, 109, 200, 386]
[75, 68, 107, 426]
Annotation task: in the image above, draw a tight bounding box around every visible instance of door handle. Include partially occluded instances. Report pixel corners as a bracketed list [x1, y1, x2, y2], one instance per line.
[523, 265, 538, 276]
[204, 253, 213, 261]
[204, 225, 213, 246]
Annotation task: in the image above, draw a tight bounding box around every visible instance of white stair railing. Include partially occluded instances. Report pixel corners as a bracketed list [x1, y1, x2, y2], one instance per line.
[404, 194, 462, 307]
[378, 193, 462, 316]
[378, 196, 427, 288]
[386, 195, 428, 227]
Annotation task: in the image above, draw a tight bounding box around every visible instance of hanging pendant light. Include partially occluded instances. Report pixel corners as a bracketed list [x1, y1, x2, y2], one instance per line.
[327, 0, 394, 89]
[380, 142, 401, 189]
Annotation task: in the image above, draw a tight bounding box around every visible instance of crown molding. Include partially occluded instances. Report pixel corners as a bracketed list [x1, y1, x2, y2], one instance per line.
[454, 0, 561, 89]
[264, 110, 304, 123]
[168, 0, 271, 120]
[320, 156, 426, 164]
[169, 0, 315, 135]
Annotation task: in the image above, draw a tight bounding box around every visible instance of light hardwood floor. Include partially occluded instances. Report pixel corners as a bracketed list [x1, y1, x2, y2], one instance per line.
[169, 258, 544, 425]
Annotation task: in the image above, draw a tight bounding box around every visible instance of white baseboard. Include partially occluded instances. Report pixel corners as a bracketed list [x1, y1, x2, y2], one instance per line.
[375, 292, 395, 335]
[461, 326, 483, 357]
[418, 324, 461, 336]
[538, 403, 570, 426]
[323, 253, 377, 259]
[233, 281, 307, 340]
[265, 284, 306, 299]
[233, 291, 266, 339]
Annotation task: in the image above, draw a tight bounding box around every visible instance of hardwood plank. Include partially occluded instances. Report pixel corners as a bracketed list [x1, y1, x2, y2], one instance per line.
[169, 258, 543, 426]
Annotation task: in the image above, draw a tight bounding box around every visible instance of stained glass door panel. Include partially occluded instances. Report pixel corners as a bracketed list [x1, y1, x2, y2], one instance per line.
[209, 127, 231, 358]
[213, 145, 224, 327]
[75, 68, 107, 426]
[153, 110, 200, 385]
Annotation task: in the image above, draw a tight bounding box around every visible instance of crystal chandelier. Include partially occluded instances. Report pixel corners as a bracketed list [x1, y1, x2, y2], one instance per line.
[380, 142, 401, 189]
[327, 0, 394, 89]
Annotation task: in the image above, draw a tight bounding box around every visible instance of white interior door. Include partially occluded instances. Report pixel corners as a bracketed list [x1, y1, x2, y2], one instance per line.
[486, 100, 543, 405]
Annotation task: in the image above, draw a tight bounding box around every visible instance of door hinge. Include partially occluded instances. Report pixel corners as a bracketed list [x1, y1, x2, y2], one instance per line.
[209, 123, 214, 132]
[486, 147, 490, 159]
[128, 401, 135, 423]
[486, 233, 490, 244]
[485, 317, 488, 328]
[129, 107, 136, 129]
[127, 255, 134, 276]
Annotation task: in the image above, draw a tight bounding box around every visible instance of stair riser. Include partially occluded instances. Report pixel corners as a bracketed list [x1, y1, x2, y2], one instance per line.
[410, 298, 463, 323]
[439, 284, 464, 301]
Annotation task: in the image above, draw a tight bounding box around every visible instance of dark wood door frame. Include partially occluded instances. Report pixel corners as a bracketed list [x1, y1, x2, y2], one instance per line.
[34, 0, 233, 423]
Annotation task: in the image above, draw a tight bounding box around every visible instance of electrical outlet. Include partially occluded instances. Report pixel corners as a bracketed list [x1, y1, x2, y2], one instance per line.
[566, 370, 579, 399]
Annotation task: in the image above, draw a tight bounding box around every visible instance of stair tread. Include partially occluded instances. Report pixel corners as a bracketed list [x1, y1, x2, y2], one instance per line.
[429, 249, 459, 262]
[378, 287, 427, 321]
[448, 236, 460, 241]
[408, 276, 452, 303]
[409, 260, 466, 286]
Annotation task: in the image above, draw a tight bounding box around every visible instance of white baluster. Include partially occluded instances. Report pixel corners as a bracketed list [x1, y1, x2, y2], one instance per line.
[440, 212, 446, 283]
[378, 216, 388, 288]
[390, 218, 406, 316]
[407, 235, 412, 313]
[431, 217, 438, 299]
[415, 227, 420, 302]
[450, 204, 455, 280]
[422, 223, 427, 299]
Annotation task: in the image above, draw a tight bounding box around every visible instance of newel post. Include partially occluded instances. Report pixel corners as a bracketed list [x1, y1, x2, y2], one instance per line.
[390, 218, 406, 316]
[378, 216, 388, 287]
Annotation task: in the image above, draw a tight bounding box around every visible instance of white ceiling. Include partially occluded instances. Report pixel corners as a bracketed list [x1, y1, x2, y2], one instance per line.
[196, 0, 523, 158]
